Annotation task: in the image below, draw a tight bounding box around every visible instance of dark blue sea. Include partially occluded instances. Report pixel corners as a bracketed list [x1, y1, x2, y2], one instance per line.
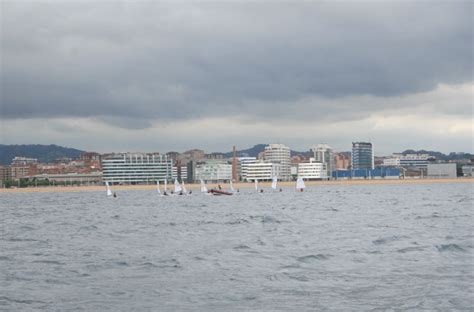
[1, 182, 473, 311]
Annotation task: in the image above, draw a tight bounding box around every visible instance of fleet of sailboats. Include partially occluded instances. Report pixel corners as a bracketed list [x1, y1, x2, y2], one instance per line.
[107, 177, 312, 198]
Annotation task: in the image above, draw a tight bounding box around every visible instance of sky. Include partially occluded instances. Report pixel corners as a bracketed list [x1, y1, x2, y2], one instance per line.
[1, 1, 473, 155]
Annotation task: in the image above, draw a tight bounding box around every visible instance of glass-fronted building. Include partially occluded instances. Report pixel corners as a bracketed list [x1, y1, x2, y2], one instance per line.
[352, 142, 374, 170]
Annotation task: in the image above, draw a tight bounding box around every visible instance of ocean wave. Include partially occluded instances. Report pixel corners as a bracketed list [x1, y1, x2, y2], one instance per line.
[297, 254, 332, 262]
[436, 244, 466, 252]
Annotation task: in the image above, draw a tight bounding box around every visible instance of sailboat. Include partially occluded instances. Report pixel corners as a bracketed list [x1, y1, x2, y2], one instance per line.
[105, 181, 113, 197]
[230, 180, 235, 193]
[174, 178, 183, 194]
[156, 180, 162, 195]
[181, 180, 188, 195]
[296, 177, 306, 191]
[271, 176, 278, 190]
[254, 179, 258, 191]
[200, 179, 208, 193]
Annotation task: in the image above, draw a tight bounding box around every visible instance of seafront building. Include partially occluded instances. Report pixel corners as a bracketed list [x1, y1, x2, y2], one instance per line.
[427, 163, 457, 179]
[352, 142, 374, 170]
[244, 161, 282, 181]
[172, 165, 188, 182]
[382, 154, 432, 168]
[263, 144, 291, 180]
[237, 157, 257, 181]
[101, 153, 173, 184]
[194, 160, 232, 182]
[334, 153, 350, 169]
[297, 158, 327, 180]
[310, 144, 334, 178]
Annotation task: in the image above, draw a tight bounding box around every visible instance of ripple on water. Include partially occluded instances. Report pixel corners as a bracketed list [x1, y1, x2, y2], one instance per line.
[435, 244, 466, 253]
[296, 254, 332, 262]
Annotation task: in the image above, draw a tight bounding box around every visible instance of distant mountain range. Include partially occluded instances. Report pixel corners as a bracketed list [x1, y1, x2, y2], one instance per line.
[0, 144, 85, 165]
[401, 150, 473, 161]
[0, 144, 471, 166]
[221, 144, 311, 158]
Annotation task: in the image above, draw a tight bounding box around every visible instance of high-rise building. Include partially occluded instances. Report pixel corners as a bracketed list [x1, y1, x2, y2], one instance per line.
[352, 142, 374, 170]
[263, 144, 291, 180]
[101, 153, 173, 184]
[310, 144, 334, 178]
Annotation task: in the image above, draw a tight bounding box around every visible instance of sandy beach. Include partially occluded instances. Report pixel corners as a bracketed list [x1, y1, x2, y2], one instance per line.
[0, 178, 472, 193]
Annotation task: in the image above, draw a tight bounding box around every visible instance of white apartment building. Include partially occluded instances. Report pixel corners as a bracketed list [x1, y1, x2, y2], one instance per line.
[245, 162, 282, 181]
[263, 144, 291, 180]
[195, 161, 232, 182]
[237, 157, 257, 181]
[102, 153, 173, 184]
[310, 144, 334, 178]
[172, 165, 188, 181]
[297, 158, 327, 180]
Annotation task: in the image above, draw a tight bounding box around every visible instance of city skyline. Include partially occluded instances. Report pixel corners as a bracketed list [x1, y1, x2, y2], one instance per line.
[1, 1, 472, 154]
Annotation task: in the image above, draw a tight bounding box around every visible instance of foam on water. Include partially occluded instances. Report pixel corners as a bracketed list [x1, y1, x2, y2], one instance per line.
[0, 182, 473, 310]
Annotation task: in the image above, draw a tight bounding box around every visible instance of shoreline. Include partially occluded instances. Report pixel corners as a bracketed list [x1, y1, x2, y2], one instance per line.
[0, 178, 472, 193]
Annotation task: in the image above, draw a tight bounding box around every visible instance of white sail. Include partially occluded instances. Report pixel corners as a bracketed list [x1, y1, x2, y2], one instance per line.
[296, 177, 306, 190]
[254, 179, 258, 191]
[156, 180, 161, 195]
[164, 179, 168, 192]
[230, 180, 235, 192]
[174, 179, 182, 193]
[106, 181, 112, 196]
[181, 181, 187, 193]
[200, 179, 208, 193]
[271, 176, 278, 190]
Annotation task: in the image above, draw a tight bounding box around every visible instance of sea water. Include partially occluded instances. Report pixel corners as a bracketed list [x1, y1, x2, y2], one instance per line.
[1, 182, 473, 311]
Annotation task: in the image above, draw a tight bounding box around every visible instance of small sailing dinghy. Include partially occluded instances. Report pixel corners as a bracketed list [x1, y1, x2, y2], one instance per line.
[296, 177, 306, 192]
[156, 180, 163, 196]
[105, 181, 113, 197]
[200, 179, 208, 193]
[271, 176, 278, 190]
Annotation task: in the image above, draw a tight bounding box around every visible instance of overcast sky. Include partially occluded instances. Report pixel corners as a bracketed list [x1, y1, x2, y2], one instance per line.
[1, 1, 472, 154]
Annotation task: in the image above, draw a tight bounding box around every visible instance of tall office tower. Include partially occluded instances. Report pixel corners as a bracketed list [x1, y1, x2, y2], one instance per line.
[352, 142, 374, 170]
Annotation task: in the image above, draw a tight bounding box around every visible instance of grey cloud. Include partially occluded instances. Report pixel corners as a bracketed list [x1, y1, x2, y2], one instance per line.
[1, 1, 472, 126]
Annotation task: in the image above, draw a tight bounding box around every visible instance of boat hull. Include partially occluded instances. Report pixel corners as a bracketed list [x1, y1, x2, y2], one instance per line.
[209, 189, 233, 196]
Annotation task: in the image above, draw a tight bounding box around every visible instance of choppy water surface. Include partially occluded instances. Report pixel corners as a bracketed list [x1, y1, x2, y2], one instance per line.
[1, 182, 473, 311]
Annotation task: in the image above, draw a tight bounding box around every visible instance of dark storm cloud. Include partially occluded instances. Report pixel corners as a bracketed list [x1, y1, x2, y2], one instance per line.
[1, 1, 472, 127]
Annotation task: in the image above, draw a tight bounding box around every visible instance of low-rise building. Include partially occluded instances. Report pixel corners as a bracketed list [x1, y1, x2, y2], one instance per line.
[462, 165, 473, 177]
[195, 161, 232, 182]
[244, 162, 282, 182]
[11, 157, 38, 166]
[427, 163, 457, 179]
[237, 157, 257, 181]
[383, 154, 432, 168]
[297, 158, 327, 180]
